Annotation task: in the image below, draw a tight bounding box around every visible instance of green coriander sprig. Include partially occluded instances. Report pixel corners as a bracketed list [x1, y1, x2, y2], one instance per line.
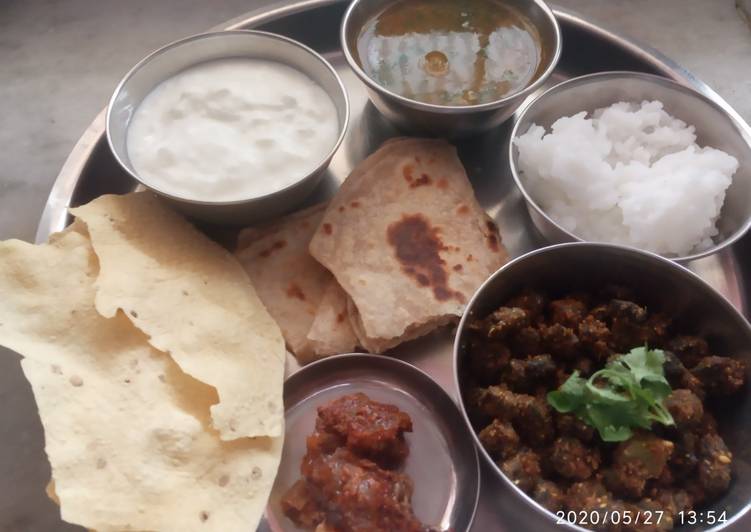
[547, 347, 675, 442]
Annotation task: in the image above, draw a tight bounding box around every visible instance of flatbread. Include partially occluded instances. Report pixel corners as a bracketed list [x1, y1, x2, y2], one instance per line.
[0, 229, 282, 532]
[235, 204, 330, 357]
[70, 192, 285, 440]
[309, 138, 508, 353]
[306, 280, 358, 358]
[346, 297, 456, 353]
[235, 204, 357, 364]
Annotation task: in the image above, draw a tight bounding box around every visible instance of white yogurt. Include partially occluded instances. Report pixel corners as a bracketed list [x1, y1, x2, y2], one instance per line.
[126, 58, 340, 202]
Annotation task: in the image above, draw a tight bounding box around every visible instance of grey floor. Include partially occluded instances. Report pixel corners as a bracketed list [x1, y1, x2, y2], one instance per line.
[1, 1, 750, 531]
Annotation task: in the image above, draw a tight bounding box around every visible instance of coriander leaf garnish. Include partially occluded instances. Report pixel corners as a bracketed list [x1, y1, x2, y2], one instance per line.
[547, 347, 675, 442]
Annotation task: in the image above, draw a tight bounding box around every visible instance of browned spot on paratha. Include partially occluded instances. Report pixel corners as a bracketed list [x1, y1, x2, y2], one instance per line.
[485, 220, 501, 252]
[410, 173, 432, 188]
[286, 283, 306, 301]
[258, 240, 286, 258]
[386, 214, 462, 302]
[403, 164, 414, 183]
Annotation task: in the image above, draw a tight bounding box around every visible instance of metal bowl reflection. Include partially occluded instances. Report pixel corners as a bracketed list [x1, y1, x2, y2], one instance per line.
[341, 0, 561, 138]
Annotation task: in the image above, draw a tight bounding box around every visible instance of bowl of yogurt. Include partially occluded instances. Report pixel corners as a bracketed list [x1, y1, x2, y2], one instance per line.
[107, 30, 349, 224]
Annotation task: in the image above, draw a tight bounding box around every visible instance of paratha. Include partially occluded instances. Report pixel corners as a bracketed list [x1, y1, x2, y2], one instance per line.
[306, 280, 358, 358]
[236, 204, 357, 363]
[309, 138, 508, 353]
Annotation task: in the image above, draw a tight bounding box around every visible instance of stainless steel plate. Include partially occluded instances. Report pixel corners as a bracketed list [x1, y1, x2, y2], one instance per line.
[32, 0, 751, 530]
[264, 353, 480, 532]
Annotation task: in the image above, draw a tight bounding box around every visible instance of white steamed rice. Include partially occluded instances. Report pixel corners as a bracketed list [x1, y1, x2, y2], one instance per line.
[514, 100, 738, 256]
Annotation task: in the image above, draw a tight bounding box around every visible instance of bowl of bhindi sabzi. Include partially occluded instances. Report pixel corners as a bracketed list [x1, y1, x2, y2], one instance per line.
[454, 243, 751, 531]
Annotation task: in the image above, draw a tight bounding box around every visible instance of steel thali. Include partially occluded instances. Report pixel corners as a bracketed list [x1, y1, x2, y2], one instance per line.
[35, 1, 751, 530]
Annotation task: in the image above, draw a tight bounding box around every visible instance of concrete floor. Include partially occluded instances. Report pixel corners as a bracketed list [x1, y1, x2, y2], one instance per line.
[0, 1, 750, 531]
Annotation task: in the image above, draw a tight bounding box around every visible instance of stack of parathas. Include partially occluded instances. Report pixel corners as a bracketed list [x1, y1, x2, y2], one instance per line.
[236, 138, 508, 359]
[235, 204, 357, 365]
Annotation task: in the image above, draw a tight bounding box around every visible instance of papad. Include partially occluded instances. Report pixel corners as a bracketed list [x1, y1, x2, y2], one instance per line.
[71, 192, 285, 440]
[0, 229, 281, 532]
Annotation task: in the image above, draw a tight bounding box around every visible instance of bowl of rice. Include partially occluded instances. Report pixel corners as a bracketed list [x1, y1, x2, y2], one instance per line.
[509, 71, 751, 261]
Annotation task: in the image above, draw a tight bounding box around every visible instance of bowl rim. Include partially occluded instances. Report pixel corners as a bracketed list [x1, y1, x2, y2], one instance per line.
[452, 241, 751, 532]
[339, 0, 562, 115]
[106, 29, 350, 207]
[508, 70, 751, 263]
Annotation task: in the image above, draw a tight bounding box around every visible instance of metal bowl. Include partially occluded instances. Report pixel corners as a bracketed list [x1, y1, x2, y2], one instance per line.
[509, 71, 751, 262]
[453, 242, 751, 531]
[107, 30, 349, 225]
[265, 353, 480, 532]
[341, 0, 561, 138]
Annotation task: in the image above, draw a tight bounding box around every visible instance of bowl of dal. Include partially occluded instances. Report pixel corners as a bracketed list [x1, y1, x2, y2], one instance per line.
[107, 30, 349, 225]
[341, 0, 561, 138]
